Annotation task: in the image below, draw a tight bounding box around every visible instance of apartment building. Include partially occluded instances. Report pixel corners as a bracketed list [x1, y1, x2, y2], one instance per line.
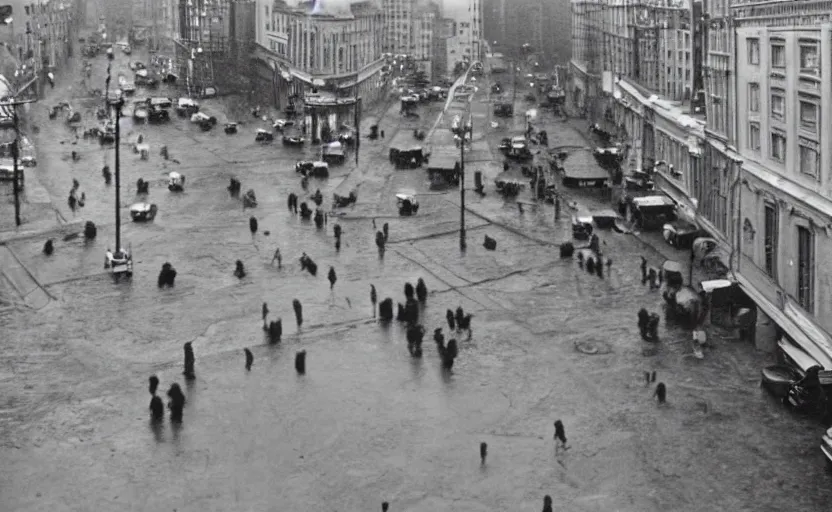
[732, 1, 832, 365]
[381, 0, 441, 79]
[442, 0, 482, 74]
[252, 0, 386, 141]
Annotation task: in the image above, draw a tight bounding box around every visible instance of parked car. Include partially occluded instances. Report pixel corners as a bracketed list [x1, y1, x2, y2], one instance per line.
[201, 86, 218, 98]
[129, 61, 147, 71]
[273, 119, 295, 131]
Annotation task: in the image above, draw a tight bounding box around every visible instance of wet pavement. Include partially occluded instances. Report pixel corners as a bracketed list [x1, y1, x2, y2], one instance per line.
[1, 54, 831, 511]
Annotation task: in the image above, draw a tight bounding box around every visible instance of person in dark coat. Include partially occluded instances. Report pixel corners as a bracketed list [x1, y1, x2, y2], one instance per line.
[655, 382, 667, 404]
[480, 442, 488, 464]
[293, 299, 303, 327]
[167, 383, 186, 422]
[183, 342, 195, 380]
[415, 278, 427, 302]
[542, 495, 553, 512]
[455, 307, 465, 331]
[370, 284, 378, 317]
[244, 348, 254, 370]
[446, 309, 456, 330]
[328, 267, 337, 290]
[150, 394, 164, 421]
[262, 302, 269, 329]
[148, 375, 159, 396]
[554, 420, 568, 452]
[404, 282, 414, 301]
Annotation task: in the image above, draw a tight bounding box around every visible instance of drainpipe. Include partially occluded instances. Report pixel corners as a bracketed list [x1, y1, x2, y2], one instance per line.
[728, 160, 743, 275]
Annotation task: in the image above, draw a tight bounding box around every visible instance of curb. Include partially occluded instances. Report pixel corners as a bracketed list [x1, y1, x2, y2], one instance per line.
[0, 220, 86, 246]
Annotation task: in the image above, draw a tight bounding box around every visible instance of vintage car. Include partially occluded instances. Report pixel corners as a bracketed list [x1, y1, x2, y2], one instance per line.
[168, 172, 185, 192]
[105, 248, 133, 277]
[224, 122, 238, 134]
[121, 45, 132, 55]
[148, 97, 173, 109]
[662, 219, 704, 250]
[121, 82, 136, 95]
[498, 137, 512, 152]
[296, 161, 329, 178]
[130, 202, 158, 222]
[129, 61, 147, 71]
[0, 165, 22, 186]
[190, 111, 211, 124]
[397, 191, 420, 216]
[282, 134, 305, 146]
[625, 170, 654, 191]
[201, 86, 218, 99]
[255, 129, 274, 142]
[132, 100, 149, 120]
[148, 106, 170, 123]
[273, 119, 295, 131]
[572, 215, 593, 240]
[321, 141, 346, 165]
[389, 147, 424, 168]
[176, 97, 200, 117]
[625, 195, 677, 231]
[594, 146, 625, 170]
[99, 127, 116, 144]
[135, 71, 158, 87]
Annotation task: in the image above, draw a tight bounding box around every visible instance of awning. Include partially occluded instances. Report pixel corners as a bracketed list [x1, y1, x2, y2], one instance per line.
[778, 338, 819, 374]
[736, 273, 832, 370]
[653, 170, 697, 222]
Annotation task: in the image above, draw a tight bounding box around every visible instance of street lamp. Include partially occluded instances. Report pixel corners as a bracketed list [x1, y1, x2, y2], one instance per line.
[4, 98, 37, 227]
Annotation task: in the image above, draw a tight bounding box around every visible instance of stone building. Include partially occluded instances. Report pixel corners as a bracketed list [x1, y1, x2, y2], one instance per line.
[443, 0, 482, 74]
[252, 0, 386, 141]
[1, 0, 77, 98]
[732, 0, 832, 365]
[381, 0, 441, 79]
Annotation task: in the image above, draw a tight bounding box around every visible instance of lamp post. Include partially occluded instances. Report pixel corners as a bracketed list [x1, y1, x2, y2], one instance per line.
[459, 122, 466, 251]
[4, 98, 36, 226]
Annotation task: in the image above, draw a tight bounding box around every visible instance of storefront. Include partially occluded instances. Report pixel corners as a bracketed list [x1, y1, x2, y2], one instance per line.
[736, 159, 832, 361]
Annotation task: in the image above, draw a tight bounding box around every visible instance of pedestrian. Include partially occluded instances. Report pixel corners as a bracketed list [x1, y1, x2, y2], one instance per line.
[382, 502, 389, 512]
[372, 218, 377, 230]
[249, 216, 258, 234]
[183, 342, 195, 380]
[554, 420, 568, 452]
[446, 309, 456, 330]
[542, 495, 553, 512]
[370, 284, 378, 317]
[383, 222, 389, 242]
[640, 256, 648, 284]
[272, 248, 282, 269]
[480, 442, 487, 464]
[148, 375, 159, 396]
[293, 299, 303, 328]
[262, 302, 269, 329]
[328, 266, 337, 290]
[295, 350, 306, 374]
[167, 383, 186, 423]
[150, 393, 164, 421]
[244, 348, 254, 371]
[654, 382, 666, 404]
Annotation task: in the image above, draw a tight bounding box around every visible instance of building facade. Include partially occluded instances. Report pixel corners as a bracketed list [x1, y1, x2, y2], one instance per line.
[569, 0, 603, 113]
[381, 0, 440, 79]
[442, 0, 482, 75]
[253, 0, 386, 141]
[732, 2, 832, 364]
[2, 0, 77, 99]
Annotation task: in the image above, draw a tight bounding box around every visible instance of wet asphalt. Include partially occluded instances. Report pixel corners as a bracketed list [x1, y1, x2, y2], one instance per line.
[1, 49, 831, 512]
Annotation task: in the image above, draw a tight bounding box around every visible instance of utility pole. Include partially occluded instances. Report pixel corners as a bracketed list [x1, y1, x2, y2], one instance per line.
[110, 97, 125, 251]
[459, 120, 466, 252]
[354, 97, 361, 166]
[5, 98, 36, 226]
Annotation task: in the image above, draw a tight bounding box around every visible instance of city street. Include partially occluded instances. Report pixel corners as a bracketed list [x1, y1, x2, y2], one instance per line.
[1, 48, 831, 511]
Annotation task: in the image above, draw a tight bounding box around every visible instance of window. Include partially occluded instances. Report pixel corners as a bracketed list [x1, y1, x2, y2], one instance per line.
[748, 83, 760, 112]
[747, 38, 760, 64]
[764, 202, 778, 278]
[770, 132, 786, 162]
[771, 41, 785, 68]
[770, 89, 785, 120]
[797, 226, 815, 313]
[800, 40, 819, 75]
[749, 122, 761, 151]
[799, 144, 819, 179]
[799, 100, 818, 131]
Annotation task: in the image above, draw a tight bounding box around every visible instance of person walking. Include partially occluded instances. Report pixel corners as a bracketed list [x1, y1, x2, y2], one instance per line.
[271, 248, 282, 269]
[554, 420, 569, 452]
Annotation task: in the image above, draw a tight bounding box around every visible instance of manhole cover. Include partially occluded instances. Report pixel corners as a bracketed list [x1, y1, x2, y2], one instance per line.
[574, 340, 611, 355]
